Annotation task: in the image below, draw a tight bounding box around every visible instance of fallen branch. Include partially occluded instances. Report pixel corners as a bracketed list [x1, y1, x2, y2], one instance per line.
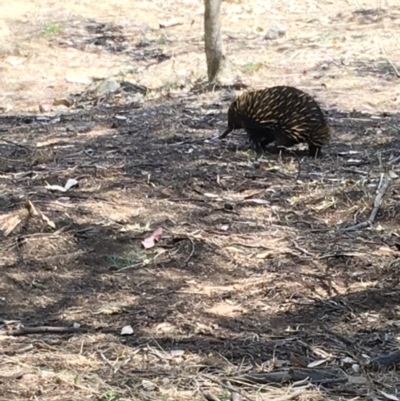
[342, 172, 391, 231]
[236, 367, 348, 385]
[369, 349, 400, 369]
[7, 326, 87, 336]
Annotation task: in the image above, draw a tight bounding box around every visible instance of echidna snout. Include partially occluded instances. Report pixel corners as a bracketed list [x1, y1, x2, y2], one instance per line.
[219, 107, 242, 139]
[220, 123, 233, 139]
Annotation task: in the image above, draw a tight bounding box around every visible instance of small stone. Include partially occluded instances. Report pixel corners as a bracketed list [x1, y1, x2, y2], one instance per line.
[264, 26, 286, 40]
[141, 379, 156, 391]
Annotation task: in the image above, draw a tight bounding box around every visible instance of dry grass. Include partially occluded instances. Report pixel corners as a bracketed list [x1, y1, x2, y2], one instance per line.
[1, 1, 400, 400]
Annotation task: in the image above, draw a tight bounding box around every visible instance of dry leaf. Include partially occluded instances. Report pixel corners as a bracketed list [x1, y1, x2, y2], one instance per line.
[170, 350, 184, 357]
[0, 213, 23, 236]
[244, 198, 270, 205]
[65, 75, 93, 85]
[45, 178, 78, 193]
[142, 227, 163, 249]
[45, 183, 68, 192]
[121, 325, 133, 335]
[204, 193, 220, 198]
[341, 356, 356, 365]
[38, 210, 56, 229]
[39, 103, 52, 112]
[141, 379, 156, 391]
[307, 359, 328, 368]
[53, 98, 72, 107]
[64, 178, 78, 191]
[374, 246, 397, 256]
[380, 391, 400, 401]
[256, 251, 273, 259]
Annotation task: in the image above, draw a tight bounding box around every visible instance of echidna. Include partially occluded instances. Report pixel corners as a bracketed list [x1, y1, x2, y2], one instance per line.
[219, 86, 331, 157]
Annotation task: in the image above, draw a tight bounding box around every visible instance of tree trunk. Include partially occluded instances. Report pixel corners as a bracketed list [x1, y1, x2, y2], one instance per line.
[204, 0, 224, 83]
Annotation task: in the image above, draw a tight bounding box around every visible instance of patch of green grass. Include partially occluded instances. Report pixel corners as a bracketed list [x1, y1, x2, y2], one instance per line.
[108, 254, 138, 268]
[241, 62, 263, 73]
[99, 390, 121, 401]
[219, 390, 231, 401]
[41, 22, 64, 39]
[108, 246, 150, 270]
[31, 280, 46, 290]
[315, 33, 342, 43]
[351, 34, 367, 40]
[158, 34, 168, 45]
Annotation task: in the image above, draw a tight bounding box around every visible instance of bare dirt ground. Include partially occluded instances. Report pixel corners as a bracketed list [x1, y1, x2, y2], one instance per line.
[1, 0, 400, 400]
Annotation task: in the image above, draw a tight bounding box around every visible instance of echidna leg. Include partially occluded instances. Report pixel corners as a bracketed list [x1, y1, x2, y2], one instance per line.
[243, 121, 275, 155]
[308, 144, 322, 158]
[246, 137, 264, 157]
[274, 132, 298, 153]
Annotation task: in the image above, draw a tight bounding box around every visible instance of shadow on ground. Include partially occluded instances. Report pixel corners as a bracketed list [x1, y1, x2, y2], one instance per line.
[1, 90, 400, 399]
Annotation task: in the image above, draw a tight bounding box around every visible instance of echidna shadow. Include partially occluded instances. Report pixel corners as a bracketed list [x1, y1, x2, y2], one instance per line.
[220, 86, 331, 158]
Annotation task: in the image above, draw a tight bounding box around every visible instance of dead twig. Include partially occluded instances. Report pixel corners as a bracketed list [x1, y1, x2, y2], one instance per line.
[7, 326, 88, 336]
[381, 46, 400, 78]
[292, 241, 314, 257]
[388, 155, 400, 165]
[342, 171, 391, 231]
[238, 367, 348, 385]
[184, 235, 196, 264]
[0, 137, 31, 150]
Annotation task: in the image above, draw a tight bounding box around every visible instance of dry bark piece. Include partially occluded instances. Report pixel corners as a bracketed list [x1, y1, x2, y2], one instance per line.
[369, 349, 400, 369]
[239, 367, 348, 385]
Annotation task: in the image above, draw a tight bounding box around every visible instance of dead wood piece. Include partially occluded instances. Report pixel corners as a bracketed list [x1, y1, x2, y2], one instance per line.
[7, 326, 88, 336]
[0, 372, 24, 381]
[159, 21, 183, 29]
[370, 349, 400, 369]
[238, 368, 348, 385]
